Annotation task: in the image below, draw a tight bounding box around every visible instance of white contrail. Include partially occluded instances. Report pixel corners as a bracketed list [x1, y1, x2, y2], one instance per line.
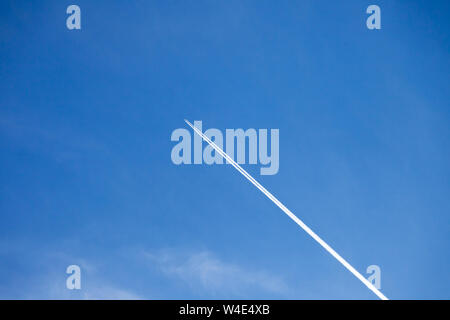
[184, 119, 388, 300]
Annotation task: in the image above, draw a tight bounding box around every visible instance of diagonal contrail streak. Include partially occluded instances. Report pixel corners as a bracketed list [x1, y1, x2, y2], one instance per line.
[184, 119, 388, 300]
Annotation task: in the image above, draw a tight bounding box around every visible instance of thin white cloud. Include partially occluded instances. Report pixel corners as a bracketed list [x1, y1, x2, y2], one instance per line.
[43, 282, 142, 300]
[145, 249, 288, 296]
[0, 244, 143, 300]
[24, 267, 144, 300]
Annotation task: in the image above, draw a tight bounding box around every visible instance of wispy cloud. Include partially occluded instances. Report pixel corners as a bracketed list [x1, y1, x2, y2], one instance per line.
[0, 243, 143, 300]
[43, 281, 142, 300]
[145, 249, 289, 297]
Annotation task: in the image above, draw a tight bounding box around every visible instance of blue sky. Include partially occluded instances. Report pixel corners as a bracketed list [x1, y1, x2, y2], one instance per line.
[0, 0, 449, 299]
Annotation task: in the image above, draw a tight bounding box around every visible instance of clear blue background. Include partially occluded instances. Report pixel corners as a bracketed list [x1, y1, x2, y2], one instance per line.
[0, 0, 449, 299]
